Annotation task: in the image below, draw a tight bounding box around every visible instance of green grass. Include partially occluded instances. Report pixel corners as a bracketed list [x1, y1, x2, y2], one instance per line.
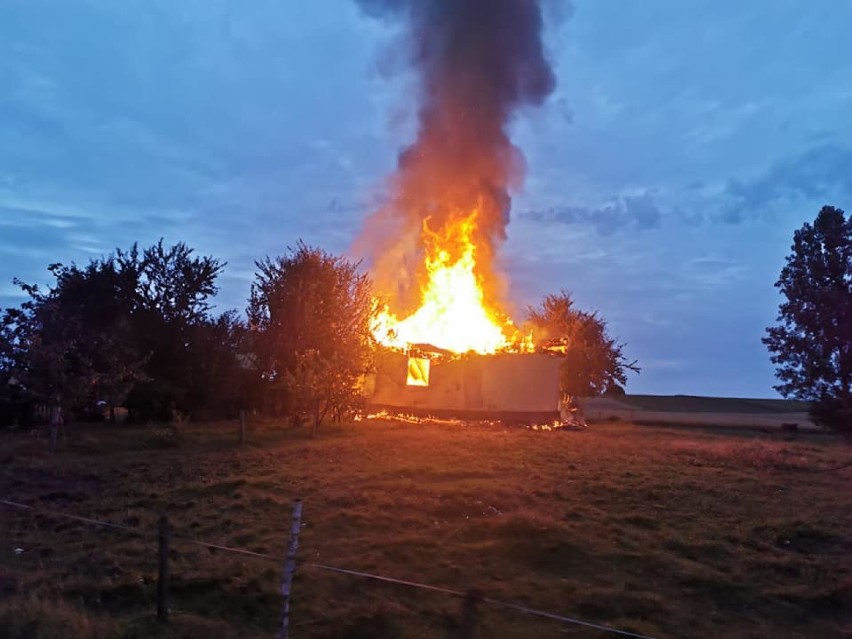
[1, 420, 850, 638]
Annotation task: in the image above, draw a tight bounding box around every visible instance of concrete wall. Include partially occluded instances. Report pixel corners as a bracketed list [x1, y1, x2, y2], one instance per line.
[368, 351, 562, 418]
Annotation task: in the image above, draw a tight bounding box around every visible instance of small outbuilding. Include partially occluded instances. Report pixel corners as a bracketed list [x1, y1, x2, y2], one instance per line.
[366, 349, 563, 423]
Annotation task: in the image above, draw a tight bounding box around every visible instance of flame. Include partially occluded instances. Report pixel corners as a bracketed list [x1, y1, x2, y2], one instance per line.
[371, 208, 529, 354]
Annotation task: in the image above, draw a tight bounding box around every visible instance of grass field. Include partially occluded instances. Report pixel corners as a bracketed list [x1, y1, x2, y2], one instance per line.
[610, 395, 811, 414]
[583, 396, 817, 431]
[1, 419, 850, 638]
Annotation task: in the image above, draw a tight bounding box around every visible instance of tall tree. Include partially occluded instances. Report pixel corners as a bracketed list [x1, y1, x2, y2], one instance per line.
[248, 242, 376, 430]
[118, 240, 226, 421]
[527, 291, 639, 398]
[763, 205, 852, 430]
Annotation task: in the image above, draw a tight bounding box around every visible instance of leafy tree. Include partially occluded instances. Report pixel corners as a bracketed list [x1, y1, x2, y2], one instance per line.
[0, 258, 144, 423]
[184, 310, 252, 420]
[0, 239, 234, 425]
[763, 205, 852, 431]
[118, 240, 226, 421]
[1, 307, 37, 426]
[124, 240, 222, 325]
[527, 291, 639, 398]
[248, 242, 375, 431]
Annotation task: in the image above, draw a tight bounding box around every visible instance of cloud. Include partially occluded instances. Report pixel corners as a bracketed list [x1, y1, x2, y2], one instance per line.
[584, 144, 852, 229]
[720, 144, 852, 223]
[684, 256, 747, 291]
[525, 193, 661, 235]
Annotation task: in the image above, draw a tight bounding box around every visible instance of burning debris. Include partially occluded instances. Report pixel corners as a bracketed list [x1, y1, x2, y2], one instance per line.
[356, 409, 572, 432]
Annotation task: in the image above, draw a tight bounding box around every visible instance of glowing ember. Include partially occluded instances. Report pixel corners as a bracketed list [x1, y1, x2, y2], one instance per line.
[371, 208, 524, 353]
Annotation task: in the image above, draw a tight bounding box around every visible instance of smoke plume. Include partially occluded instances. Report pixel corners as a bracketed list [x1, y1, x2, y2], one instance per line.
[356, 0, 557, 314]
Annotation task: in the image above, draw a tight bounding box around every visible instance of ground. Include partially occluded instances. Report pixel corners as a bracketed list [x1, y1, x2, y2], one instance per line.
[1, 419, 850, 638]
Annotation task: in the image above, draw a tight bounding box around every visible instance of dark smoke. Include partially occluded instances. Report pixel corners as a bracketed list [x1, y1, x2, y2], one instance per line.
[356, 0, 558, 313]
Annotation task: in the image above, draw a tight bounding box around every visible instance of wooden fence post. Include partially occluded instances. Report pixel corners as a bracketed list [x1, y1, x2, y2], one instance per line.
[239, 409, 246, 446]
[277, 499, 303, 639]
[459, 587, 481, 639]
[49, 403, 61, 453]
[157, 515, 170, 623]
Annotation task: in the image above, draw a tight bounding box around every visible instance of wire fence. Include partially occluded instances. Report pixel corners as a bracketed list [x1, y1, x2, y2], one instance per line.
[1, 497, 656, 639]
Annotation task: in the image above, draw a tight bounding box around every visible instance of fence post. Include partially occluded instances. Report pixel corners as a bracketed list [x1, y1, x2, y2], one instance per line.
[277, 499, 303, 639]
[459, 587, 481, 639]
[157, 515, 170, 623]
[49, 403, 61, 453]
[239, 409, 246, 446]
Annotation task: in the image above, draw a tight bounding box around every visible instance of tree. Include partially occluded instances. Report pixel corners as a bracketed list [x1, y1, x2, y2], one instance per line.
[0, 239, 234, 426]
[527, 291, 639, 398]
[0, 258, 144, 423]
[118, 240, 226, 421]
[1, 306, 38, 426]
[763, 205, 852, 431]
[247, 242, 376, 431]
[183, 309, 252, 420]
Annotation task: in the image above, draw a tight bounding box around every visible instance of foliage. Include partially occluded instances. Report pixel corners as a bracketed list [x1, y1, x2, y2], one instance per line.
[527, 291, 639, 397]
[116, 240, 227, 421]
[184, 310, 253, 420]
[248, 242, 375, 430]
[0, 240, 245, 424]
[0, 258, 144, 418]
[763, 205, 852, 431]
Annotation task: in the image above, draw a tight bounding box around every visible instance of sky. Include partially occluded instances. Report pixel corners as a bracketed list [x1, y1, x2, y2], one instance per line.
[1, 0, 850, 397]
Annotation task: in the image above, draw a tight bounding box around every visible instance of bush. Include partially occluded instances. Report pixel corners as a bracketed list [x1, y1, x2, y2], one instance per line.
[125, 381, 176, 423]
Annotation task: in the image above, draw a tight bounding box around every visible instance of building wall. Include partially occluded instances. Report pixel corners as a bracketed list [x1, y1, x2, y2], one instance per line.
[369, 352, 562, 417]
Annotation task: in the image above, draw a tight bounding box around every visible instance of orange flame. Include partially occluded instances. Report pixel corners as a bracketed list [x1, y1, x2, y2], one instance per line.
[371, 207, 529, 354]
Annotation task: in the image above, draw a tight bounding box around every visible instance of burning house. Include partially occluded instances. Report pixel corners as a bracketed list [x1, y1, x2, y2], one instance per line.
[367, 349, 563, 422]
[357, 0, 564, 420]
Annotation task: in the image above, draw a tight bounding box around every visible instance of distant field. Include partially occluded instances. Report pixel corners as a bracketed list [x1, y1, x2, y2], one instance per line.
[582, 395, 818, 431]
[615, 395, 810, 414]
[1, 420, 850, 638]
